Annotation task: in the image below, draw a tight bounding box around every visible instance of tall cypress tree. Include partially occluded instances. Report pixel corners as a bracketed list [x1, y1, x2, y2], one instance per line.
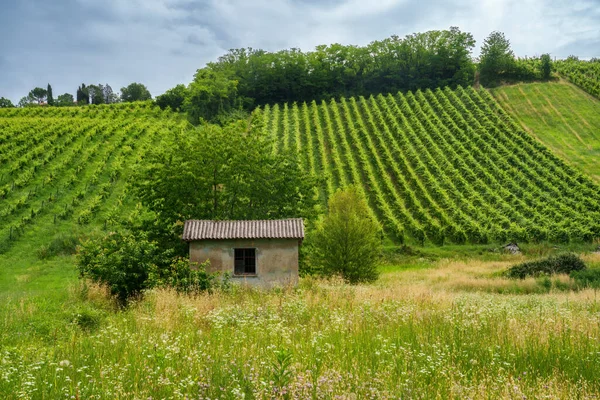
[47, 84, 54, 106]
[76, 84, 89, 105]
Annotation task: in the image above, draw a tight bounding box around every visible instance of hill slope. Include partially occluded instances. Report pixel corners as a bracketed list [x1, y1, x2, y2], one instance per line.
[256, 86, 600, 244]
[491, 81, 600, 182]
[0, 103, 191, 256]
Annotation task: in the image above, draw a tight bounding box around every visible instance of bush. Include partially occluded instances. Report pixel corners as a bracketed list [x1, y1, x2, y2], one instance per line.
[77, 230, 161, 305]
[150, 256, 222, 294]
[506, 253, 586, 279]
[309, 186, 381, 284]
[77, 227, 222, 305]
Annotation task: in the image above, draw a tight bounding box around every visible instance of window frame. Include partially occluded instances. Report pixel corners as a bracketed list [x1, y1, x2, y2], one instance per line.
[233, 248, 257, 276]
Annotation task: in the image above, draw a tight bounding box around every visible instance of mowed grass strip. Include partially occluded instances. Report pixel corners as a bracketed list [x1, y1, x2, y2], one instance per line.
[491, 81, 600, 182]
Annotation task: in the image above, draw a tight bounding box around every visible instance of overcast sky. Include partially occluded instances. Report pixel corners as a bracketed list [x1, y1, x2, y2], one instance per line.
[1, 0, 599, 103]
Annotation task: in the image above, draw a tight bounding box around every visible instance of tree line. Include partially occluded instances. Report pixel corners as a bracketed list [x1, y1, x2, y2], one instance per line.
[0, 82, 152, 108]
[152, 28, 556, 124]
[1, 28, 557, 120]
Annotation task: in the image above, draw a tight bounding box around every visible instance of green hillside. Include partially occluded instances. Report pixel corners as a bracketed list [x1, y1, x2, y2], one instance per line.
[0, 103, 191, 256]
[491, 81, 600, 182]
[256, 85, 600, 244]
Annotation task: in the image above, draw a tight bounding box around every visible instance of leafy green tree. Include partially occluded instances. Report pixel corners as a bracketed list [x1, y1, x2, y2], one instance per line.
[120, 82, 152, 102]
[135, 119, 317, 232]
[184, 70, 239, 123]
[28, 87, 48, 104]
[309, 186, 381, 283]
[47, 84, 54, 106]
[56, 93, 74, 106]
[540, 54, 552, 80]
[156, 84, 188, 111]
[479, 31, 516, 84]
[0, 97, 14, 108]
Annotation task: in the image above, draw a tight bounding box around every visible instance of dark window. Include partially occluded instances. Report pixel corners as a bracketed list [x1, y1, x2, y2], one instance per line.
[234, 248, 256, 275]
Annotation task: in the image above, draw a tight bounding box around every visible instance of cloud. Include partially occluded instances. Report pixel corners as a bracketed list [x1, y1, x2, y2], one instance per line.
[0, 0, 598, 103]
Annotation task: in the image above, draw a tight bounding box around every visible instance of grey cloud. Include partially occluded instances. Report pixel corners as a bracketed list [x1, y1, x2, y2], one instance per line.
[1, 0, 599, 103]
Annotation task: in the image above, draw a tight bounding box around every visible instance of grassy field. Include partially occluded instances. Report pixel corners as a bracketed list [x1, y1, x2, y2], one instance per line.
[491, 80, 600, 182]
[2, 245, 600, 399]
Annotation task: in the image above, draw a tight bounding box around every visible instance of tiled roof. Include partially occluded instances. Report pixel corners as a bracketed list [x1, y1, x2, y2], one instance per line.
[182, 218, 304, 241]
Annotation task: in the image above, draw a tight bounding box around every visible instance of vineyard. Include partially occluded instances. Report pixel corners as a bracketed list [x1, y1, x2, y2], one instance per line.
[2, 85, 600, 252]
[0, 102, 190, 253]
[555, 59, 600, 99]
[255, 86, 600, 245]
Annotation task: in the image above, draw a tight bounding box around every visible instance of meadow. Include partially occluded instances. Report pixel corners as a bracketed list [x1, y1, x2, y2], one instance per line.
[491, 80, 600, 182]
[1, 245, 600, 399]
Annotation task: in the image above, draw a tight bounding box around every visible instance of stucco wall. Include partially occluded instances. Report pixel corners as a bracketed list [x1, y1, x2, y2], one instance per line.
[189, 238, 299, 287]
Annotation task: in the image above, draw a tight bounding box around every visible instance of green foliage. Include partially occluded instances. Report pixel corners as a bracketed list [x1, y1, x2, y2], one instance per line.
[490, 81, 600, 183]
[506, 253, 586, 279]
[555, 58, 600, 99]
[571, 268, 600, 289]
[270, 348, 294, 393]
[87, 84, 105, 105]
[0, 97, 14, 108]
[162, 27, 475, 122]
[56, 93, 74, 106]
[0, 102, 189, 254]
[18, 95, 36, 107]
[259, 86, 600, 245]
[28, 87, 48, 104]
[183, 70, 240, 123]
[155, 84, 188, 112]
[120, 82, 152, 102]
[77, 230, 160, 304]
[72, 306, 103, 331]
[310, 186, 381, 283]
[479, 31, 516, 84]
[77, 84, 89, 105]
[134, 119, 317, 229]
[150, 256, 220, 294]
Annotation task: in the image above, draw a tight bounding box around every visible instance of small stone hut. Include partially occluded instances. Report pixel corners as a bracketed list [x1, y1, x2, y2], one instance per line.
[182, 218, 304, 287]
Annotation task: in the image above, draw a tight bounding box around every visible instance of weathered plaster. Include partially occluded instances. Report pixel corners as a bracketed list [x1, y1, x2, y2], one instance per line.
[189, 238, 299, 287]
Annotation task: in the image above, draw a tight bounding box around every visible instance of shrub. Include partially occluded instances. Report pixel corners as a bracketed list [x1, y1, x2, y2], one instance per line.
[506, 253, 586, 279]
[78, 228, 222, 305]
[150, 256, 221, 294]
[309, 186, 381, 284]
[77, 230, 160, 305]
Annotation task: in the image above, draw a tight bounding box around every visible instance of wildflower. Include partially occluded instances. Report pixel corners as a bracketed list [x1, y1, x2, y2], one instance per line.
[59, 360, 70, 367]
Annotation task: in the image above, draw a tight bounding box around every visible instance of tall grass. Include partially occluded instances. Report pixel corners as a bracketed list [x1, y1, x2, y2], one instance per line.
[2, 255, 600, 398]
